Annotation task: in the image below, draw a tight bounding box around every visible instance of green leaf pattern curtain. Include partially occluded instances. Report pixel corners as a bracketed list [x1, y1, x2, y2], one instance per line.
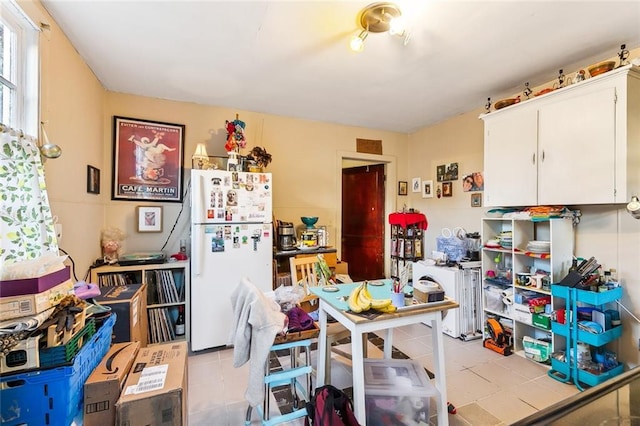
[0, 124, 58, 266]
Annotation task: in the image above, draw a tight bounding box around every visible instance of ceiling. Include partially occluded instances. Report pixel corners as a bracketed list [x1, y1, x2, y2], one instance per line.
[41, 1, 640, 133]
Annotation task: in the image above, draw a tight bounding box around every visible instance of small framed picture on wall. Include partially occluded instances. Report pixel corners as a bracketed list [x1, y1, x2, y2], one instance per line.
[442, 182, 453, 197]
[398, 181, 408, 196]
[136, 206, 163, 233]
[411, 177, 421, 193]
[422, 180, 433, 198]
[471, 193, 482, 207]
[87, 165, 100, 194]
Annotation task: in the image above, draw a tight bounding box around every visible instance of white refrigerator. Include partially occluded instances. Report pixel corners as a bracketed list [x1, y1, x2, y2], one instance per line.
[190, 169, 273, 351]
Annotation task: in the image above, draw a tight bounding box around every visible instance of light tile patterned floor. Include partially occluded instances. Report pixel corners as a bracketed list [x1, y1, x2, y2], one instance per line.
[187, 323, 580, 425]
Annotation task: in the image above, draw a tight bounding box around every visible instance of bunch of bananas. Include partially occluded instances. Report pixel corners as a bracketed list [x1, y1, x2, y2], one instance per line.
[347, 281, 397, 314]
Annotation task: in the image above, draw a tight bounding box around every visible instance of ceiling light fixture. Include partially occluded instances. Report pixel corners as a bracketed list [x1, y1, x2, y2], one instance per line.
[350, 2, 409, 52]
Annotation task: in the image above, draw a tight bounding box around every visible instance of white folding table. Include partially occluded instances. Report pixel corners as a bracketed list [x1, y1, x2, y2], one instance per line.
[311, 281, 458, 426]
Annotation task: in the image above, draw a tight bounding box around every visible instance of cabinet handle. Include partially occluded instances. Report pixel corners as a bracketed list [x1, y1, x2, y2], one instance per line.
[542, 150, 545, 162]
[532, 153, 536, 164]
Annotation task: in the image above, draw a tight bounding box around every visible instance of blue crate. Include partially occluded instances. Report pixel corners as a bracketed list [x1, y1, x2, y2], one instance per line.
[0, 313, 115, 426]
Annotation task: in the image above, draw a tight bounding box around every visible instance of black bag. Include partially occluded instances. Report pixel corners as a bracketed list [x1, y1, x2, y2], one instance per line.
[305, 385, 361, 426]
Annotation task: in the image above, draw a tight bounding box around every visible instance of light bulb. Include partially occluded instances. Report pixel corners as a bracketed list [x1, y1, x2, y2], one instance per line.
[388, 16, 406, 36]
[350, 30, 367, 52]
[627, 196, 640, 219]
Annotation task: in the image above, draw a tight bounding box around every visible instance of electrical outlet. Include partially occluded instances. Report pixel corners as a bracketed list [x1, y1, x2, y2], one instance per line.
[55, 223, 62, 241]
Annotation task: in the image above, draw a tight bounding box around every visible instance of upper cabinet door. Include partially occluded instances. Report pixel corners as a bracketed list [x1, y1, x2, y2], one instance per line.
[483, 106, 538, 207]
[538, 86, 616, 205]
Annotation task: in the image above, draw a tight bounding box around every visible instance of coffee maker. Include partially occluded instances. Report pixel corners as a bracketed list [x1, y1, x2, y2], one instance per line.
[277, 221, 297, 251]
[466, 232, 481, 261]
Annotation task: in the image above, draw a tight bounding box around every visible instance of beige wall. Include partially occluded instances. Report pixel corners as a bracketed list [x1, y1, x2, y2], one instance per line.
[22, 0, 640, 366]
[102, 93, 408, 264]
[407, 109, 487, 253]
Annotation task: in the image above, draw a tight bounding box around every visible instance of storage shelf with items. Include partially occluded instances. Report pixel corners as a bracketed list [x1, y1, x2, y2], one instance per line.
[549, 283, 624, 390]
[481, 216, 574, 362]
[389, 212, 427, 286]
[90, 261, 190, 344]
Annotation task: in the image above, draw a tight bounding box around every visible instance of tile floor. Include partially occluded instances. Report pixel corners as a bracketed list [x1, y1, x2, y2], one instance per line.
[187, 323, 580, 425]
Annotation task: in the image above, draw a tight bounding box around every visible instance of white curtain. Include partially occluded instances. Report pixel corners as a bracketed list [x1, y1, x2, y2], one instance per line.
[0, 123, 58, 266]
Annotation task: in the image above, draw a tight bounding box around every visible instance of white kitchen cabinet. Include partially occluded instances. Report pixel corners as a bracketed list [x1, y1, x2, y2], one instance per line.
[481, 64, 640, 207]
[481, 217, 574, 363]
[483, 105, 538, 207]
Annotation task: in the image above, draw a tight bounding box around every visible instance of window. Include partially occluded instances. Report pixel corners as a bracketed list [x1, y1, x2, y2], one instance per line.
[0, 1, 38, 134]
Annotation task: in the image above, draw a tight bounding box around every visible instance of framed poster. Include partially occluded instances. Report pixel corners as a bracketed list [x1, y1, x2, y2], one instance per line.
[471, 193, 483, 207]
[137, 206, 163, 232]
[87, 165, 100, 194]
[112, 116, 185, 202]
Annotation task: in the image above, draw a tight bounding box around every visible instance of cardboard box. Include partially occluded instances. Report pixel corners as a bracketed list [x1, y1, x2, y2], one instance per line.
[0, 279, 73, 321]
[94, 284, 148, 346]
[84, 341, 141, 426]
[0, 265, 70, 297]
[512, 303, 533, 325]
[116, 341, 188, 426]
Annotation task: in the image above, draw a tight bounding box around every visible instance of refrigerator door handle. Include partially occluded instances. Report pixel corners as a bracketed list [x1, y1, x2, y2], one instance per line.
[193, 228, 203, 276]
[192, 173, 205, 224]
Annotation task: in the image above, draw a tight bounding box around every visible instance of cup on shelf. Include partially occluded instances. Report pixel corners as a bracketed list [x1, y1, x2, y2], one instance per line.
[516, 272, 531, 286]
[527, 274, 546, 289]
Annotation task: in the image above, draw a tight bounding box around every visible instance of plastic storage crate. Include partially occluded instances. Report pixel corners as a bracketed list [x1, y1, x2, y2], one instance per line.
[40, 318, 97, 368]
[364, 358, 437, 425]
[0, 313, 115, 426]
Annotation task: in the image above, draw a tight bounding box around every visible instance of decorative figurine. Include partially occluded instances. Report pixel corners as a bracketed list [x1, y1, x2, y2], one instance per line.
[558, 69, 566, 88]
[523, 82, 532, 99]
[485, 97, 492, 113]
[618, 43, 630, 67]
[574, 69, 586, 83]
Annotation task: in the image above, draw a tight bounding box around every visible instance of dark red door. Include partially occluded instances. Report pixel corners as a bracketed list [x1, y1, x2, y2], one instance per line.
[341, 164, 385, 281]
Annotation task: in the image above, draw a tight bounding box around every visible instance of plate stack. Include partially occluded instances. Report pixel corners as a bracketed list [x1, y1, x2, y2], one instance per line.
[526, 240, 551, 254]
[499, 232, 513, 249]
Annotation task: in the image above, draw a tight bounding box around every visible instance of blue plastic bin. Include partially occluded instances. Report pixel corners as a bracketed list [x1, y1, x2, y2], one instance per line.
[0, 313, 115, 426]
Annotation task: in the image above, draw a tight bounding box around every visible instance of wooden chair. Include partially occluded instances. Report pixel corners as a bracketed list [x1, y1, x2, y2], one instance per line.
[289, 255, 366, 384]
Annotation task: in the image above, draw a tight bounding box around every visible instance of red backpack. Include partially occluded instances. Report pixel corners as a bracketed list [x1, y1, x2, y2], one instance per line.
[305, 385, 361, 426]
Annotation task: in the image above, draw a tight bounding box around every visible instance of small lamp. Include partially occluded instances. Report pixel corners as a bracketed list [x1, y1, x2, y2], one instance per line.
[192, 143, 209, 170]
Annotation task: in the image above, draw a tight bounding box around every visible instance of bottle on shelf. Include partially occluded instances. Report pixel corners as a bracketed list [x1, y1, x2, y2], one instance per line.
[175, 306, 185, 336]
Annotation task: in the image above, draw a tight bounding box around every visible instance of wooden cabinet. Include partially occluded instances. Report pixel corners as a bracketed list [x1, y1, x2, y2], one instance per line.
[90, 261, 190, 345]
[481, 217, 574, 362]
[481, 64, 640, 207]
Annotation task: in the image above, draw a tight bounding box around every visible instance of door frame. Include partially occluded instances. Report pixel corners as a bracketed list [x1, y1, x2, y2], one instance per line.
[335, 150, 397, 278]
